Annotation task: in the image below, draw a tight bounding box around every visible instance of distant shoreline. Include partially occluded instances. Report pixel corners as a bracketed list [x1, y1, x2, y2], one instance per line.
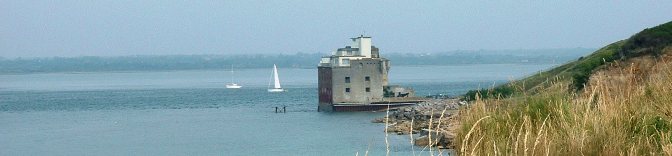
[0, 63, 559, 75]
[0, 49, 592, 74]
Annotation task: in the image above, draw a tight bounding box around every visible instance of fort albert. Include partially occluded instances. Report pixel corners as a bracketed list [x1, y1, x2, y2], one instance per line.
[317, 35, 426, 112]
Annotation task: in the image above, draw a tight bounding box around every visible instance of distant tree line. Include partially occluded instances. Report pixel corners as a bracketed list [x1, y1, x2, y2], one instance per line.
[0, 53, 323, 73]
[0, 48, 594, 74]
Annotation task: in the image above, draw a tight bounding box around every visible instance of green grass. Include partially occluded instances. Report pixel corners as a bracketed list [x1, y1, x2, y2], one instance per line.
[465, 21, 672, 100]
[463, 41, 623, 100]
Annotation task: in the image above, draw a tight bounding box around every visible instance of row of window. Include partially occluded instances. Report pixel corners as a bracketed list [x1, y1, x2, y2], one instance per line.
[345, 87, 370, 93]
[345, 76, 370, 83]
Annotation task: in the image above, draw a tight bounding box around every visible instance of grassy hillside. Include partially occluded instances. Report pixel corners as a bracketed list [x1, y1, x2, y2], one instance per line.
[465, 21, 672, 100]
[456, 21, 672, 155]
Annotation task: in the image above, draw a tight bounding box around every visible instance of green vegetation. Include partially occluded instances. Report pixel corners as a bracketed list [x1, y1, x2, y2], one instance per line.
[464, 21, 672, 99]
[456, 21, 672, 155]
[569, 42, 621, 89]
[464, 85, 515, 101]
[462, 41, 622, 100]
[621, 21, 672, 58]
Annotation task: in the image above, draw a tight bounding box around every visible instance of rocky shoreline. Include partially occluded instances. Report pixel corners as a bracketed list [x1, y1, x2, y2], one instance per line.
[372, 99, 464, 149]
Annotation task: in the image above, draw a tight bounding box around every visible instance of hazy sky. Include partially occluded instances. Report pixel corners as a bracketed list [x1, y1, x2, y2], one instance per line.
[1, 1, 671, 58]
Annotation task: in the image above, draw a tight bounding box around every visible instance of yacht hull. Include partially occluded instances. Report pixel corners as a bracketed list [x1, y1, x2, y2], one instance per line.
[267, 88, 284, 92]
[226, 85, 242, 89]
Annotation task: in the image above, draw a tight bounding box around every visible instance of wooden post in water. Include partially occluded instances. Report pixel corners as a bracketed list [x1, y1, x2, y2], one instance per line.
[275, 107, 278, 113]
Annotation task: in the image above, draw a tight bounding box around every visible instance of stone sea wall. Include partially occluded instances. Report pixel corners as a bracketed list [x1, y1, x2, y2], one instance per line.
[372, 99, 465, 149]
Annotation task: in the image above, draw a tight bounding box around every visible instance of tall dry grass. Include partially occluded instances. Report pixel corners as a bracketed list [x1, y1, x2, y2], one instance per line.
[456, 56, 672, 155]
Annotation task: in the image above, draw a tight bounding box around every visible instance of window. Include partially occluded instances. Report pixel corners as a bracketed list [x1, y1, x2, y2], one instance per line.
[366, 87, 370, 92]
[345, 77, 350, 83]
[345, 88, 350, 92]
[365, 76, 370, 81]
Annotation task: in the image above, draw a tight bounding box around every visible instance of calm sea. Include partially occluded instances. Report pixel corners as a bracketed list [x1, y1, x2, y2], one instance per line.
[0, 64, 553, 156]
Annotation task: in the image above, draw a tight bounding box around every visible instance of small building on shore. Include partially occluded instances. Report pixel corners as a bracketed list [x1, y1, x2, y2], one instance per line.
[318, 35, 424, 112]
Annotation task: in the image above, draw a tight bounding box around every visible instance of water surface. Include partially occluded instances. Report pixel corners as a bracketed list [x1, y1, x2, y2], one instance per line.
[0, 64, 553, 155]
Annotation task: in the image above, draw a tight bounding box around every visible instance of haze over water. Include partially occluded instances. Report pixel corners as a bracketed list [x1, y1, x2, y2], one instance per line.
[1, 64, 551, 155]
[2, 0, 671, 155]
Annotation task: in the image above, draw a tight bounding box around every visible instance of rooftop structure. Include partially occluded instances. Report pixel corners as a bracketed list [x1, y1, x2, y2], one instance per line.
[319, 35, 381, 67]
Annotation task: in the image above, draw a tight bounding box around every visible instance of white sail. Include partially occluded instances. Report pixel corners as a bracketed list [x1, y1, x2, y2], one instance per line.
[268, 64, 284, 92]
[273, 64, 281, 89]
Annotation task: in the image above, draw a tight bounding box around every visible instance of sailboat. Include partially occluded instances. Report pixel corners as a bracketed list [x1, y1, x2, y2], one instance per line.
[225, 65, 242, 89]
[267, 64, 284, 92]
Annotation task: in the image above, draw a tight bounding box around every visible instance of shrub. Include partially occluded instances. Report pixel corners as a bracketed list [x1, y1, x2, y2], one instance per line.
[464, 85, 515, 101]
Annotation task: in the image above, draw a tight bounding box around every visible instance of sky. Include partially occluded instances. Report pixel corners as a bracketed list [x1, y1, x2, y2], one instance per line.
[1, 1, 671, 58]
